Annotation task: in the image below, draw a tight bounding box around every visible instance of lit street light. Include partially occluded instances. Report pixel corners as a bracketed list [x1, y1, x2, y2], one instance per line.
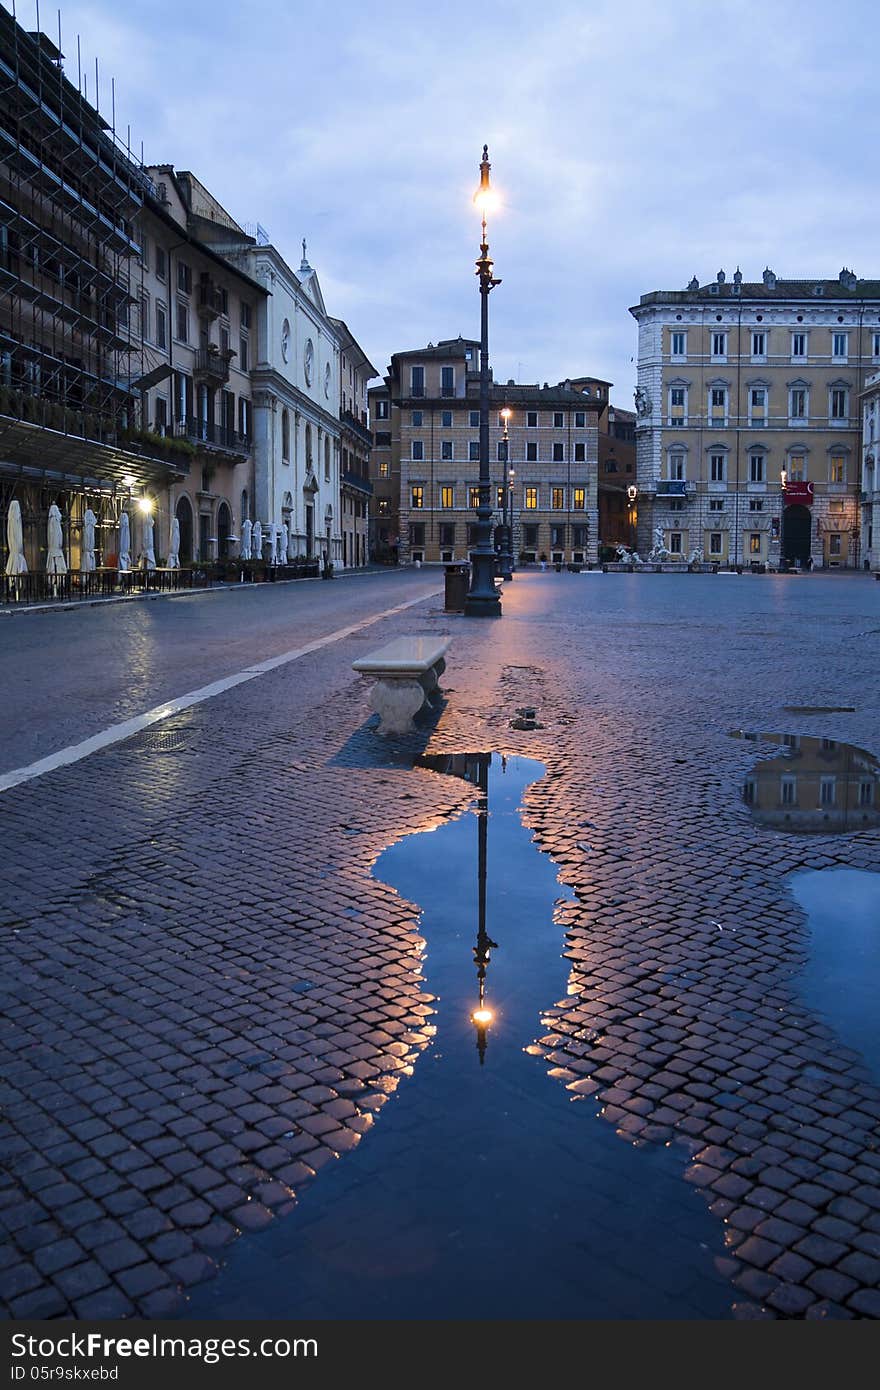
[464, 145, 502, 618]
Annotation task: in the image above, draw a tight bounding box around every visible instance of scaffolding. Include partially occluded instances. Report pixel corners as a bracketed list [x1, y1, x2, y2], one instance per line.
[0, 4, 178, 572]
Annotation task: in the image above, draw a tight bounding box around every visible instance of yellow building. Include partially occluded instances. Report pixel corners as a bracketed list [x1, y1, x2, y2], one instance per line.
[736, 732, 880, 833]
[369, 338, 600, 567]
[631, 269, 880, 568]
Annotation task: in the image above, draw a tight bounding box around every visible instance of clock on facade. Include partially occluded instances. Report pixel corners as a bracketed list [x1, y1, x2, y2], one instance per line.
[281, 319, 290, 363]
[324, 362, 331, 399]
[304, 338, 314, 386]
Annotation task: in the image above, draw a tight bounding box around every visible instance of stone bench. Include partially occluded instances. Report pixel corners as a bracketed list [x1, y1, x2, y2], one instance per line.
[353, 635, 451, 735]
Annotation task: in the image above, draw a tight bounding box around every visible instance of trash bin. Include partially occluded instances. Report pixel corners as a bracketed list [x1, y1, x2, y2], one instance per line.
[444, 563, 470, 612]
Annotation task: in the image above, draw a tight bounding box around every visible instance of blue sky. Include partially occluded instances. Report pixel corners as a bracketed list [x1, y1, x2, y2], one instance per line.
[9, 0, 877, 405]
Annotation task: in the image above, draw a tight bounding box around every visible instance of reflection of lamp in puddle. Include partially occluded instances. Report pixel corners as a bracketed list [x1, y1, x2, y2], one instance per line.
[470, 753, 498, 1064]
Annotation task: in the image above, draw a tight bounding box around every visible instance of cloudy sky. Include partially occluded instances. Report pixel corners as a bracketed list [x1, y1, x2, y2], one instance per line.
[11, 0, 877, 405]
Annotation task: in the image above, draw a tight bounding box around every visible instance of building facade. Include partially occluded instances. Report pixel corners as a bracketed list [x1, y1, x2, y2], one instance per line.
[630, 269, 880, 567]
[367, 381, 398, 562]
[570, 377, 636, 550]
[209, 231, 342, 566]
[330, 318, 377, 568]
[861, 370, 880, 571]
[0, 13, 183, 578]
[371, 338, 600, 567]
[139, 168, 265, 565]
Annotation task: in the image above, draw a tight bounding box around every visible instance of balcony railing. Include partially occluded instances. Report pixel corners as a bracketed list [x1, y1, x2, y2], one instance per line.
[342, 469, 373, 495]
[174, 417, 250, 454]
[193, 347, 234, 385]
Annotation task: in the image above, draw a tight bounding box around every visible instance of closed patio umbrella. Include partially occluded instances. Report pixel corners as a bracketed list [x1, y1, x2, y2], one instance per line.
[281, 522, 289, 562]
[167, 517, 180, 569]
[240, 517, 252, 560]
[46, 504, 68, 575]
[252, 520, 262, 558]
[82, 508, 96, 572]
[141, 512, 156, 570]
[5, 500, 27, 576]
[118, 511, 131, 570]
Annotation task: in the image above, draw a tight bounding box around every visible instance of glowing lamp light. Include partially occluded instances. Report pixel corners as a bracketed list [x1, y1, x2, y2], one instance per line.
[501, 407, 512, 422]
[137, 496, 153, 515]
[472, 1007, 494, 1027]
[473, 144, 498, 217]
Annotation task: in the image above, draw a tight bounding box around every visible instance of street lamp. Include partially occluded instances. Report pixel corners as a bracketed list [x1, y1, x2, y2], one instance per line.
[464, 145, 502, 618]
[626, 484, 638, 553]
[499, 407, 514, 580]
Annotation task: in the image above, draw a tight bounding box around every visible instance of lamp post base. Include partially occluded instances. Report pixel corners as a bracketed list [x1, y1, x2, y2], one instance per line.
[463, 590, 502, 618]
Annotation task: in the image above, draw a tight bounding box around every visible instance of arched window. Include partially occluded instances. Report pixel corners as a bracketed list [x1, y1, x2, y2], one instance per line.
[324, 436, 331, 482]
[281, 409, 290, 462]
[305, 423, 313, 469]
[240, 488, 248, 523]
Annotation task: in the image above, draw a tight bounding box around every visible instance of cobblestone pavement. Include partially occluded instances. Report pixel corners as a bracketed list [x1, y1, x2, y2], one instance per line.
[2, 571, 879, 1319]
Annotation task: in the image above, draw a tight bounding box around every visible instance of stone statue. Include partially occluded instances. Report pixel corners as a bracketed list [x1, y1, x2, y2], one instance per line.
[688, 547, 704, 566]
[648, 527, 670, 563]
[634, 386, 652, 418]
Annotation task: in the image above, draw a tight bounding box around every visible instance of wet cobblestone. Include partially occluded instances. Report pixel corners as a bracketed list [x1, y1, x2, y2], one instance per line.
[2, 572, 879, 1318]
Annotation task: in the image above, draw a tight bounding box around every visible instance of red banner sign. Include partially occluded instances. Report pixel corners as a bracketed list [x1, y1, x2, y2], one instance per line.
[783, 480, 814, 506]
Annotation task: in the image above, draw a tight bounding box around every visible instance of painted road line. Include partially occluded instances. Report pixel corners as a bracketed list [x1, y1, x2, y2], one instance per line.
[0, 588, 443, 795]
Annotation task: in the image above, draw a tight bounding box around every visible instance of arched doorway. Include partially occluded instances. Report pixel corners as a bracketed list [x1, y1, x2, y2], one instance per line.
[175, 495, 194, 565]
[782, 504, 812, 566]
[217, 501, 232, 560]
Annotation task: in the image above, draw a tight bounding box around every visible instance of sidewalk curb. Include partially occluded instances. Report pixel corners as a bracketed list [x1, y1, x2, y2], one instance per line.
[0, 566, 396, 617]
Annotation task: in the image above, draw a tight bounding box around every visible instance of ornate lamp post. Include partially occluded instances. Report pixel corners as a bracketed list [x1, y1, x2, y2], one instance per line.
[626, 483, 638, 553]
[464, 145, 502, 618]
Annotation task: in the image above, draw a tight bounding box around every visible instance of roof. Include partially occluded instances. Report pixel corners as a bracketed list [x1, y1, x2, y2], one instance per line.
[390, 337, 480, 364]
[328, 318, 380, 379]
[632, 271, 880, 313]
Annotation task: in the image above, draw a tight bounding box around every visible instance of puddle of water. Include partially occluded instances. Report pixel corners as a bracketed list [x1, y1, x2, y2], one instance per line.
[791, 868, 880, 1080]
[731, 731, 880, 833]
[187, 752, 731, 1320]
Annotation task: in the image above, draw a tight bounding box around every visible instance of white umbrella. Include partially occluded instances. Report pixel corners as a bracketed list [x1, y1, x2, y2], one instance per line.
[281, 522, 289, 562]
[141, 513, 156, 570]
[240, 517, 252, 560]
[118, 511, 131, 570]
[46, 504, 68, 575]
[253, 520, 263, 558]
[5, 500, 27, 576]
[167, 517, 180, 569]
[82, 508, 96, 572]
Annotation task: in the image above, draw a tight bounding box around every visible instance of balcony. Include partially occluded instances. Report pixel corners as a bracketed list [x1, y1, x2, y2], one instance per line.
[341, 409, 373, 447]
[193, 346, 234, 386]
[197, 279, 224, 319]
[656, 480, 688, 498]
[174, 417, 250, 455]
[342, 469, 373, 496]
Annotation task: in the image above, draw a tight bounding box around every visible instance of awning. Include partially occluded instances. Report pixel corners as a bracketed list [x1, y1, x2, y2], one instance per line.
[0, 415, 186, 493]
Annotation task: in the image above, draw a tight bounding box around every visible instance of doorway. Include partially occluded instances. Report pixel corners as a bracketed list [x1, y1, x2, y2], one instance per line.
[782, 504, 812, 566]
[305, 504, 314, 557]
[175, 495, 194, 565]
[217, 502, 232, 560]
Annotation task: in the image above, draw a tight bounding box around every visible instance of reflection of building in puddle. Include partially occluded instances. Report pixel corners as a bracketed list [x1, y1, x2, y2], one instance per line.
[732, 731, 880, 833]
